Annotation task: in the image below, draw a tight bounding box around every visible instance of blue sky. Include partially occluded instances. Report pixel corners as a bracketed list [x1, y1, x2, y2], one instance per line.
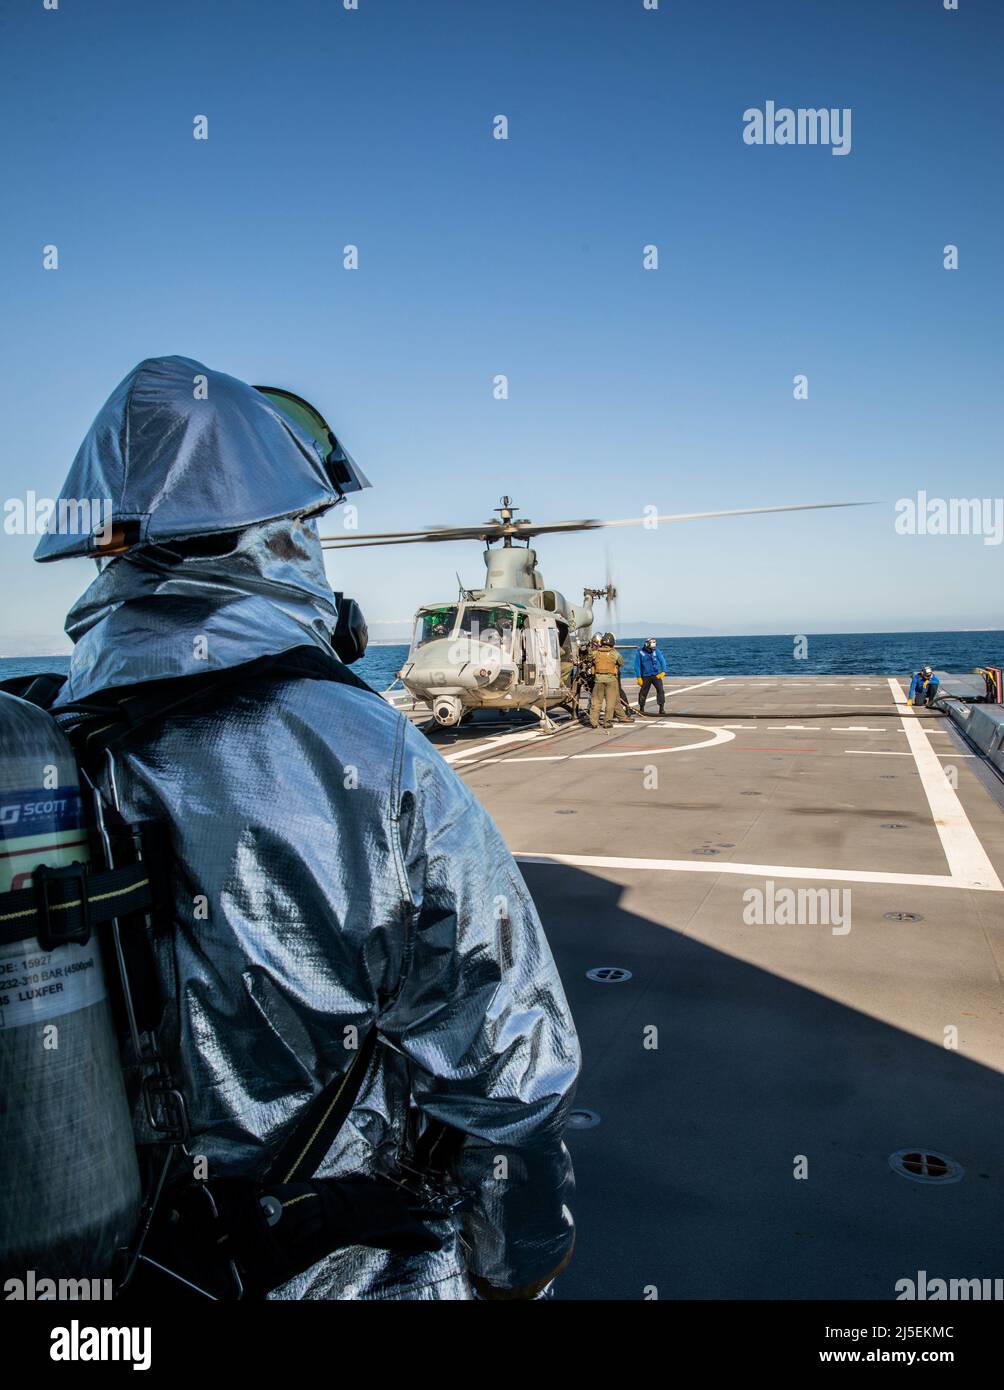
[1, 0, 1001, 650]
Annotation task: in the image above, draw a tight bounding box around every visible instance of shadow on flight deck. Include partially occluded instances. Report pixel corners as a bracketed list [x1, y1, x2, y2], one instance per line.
[525, 865, 1004, 1301]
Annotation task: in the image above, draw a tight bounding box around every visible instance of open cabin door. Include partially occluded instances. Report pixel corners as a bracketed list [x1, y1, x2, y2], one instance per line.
[533, 622, 562, 694]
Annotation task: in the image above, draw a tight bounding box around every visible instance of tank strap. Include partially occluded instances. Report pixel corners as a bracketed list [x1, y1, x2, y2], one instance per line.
[0, 859, 154, 950]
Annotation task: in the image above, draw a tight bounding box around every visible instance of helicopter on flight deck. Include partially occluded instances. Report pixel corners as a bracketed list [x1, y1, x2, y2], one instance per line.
[320, 495, 865, 729]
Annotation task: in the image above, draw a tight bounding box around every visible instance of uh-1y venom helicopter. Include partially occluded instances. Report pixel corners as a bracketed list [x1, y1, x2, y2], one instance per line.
[320, 495, 865, 729]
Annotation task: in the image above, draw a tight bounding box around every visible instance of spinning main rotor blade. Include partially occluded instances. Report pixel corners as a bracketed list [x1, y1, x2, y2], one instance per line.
[601, 500, 872, 528]
[321, 524, 501, 544]
[319, 499, 871, 550]
[319, 519, 603, 549]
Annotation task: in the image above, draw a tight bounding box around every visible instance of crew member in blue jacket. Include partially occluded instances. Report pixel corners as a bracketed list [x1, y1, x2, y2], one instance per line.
[635, 637, 667, 715]
[908, 665, 940, 707]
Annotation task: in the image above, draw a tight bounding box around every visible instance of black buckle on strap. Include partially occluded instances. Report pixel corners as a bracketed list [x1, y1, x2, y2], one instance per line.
[33, 861, 91, 950]
[142, 1074, 190, 1144]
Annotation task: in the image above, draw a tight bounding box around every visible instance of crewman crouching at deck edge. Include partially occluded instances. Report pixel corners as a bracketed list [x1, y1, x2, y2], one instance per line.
[35, 354, 581, 1301]
[908, 665, 940, 707]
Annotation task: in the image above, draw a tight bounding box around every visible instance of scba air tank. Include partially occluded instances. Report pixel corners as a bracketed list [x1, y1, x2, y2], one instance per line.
[0, 692, 140, 1282]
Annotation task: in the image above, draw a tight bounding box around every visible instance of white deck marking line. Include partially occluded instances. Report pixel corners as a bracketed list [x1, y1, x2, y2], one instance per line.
[722, 726, 896, 735]
[442, 728, 551, 765]
[845, 750, 967, 761]
[843, 750, 910, 757]
[843, 749, 975, 758]
[454, 679, 726, 768]
[661, 677, 727, 698]
[515, 852, 999, 892]
[887, 677, 1002, 890]
[487, 722, 735, 764]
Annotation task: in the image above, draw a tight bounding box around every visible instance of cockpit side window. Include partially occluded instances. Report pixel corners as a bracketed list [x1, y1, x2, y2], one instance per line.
[457, 605, 516, 650]
[412, 606, 458, 648]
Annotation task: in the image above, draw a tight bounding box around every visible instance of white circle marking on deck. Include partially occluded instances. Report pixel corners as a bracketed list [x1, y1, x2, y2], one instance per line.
[502, 721, 736, 763]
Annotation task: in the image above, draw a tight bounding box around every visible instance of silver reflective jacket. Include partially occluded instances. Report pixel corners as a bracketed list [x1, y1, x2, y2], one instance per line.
[53, 520, 579, 1300]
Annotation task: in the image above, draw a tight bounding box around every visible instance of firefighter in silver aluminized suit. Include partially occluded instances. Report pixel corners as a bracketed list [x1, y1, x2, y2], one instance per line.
[35, 356, 579, 1300]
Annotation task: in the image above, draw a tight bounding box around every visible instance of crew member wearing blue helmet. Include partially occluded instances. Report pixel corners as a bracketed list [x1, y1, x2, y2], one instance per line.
[635, 637, 667, 716]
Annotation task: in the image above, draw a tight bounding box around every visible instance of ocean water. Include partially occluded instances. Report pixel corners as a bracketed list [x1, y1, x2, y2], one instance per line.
[1, 630, 1000, 694]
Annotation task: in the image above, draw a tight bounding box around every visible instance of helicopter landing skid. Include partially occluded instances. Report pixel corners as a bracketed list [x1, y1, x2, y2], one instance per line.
[531, 704, 559, 732]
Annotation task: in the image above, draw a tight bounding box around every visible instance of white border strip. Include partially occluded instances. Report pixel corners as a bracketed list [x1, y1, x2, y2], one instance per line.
[659, 677, 727, 698]
[515, 851, 999, 892]
[443, 729, 550, 764]
[887, 678, 1002, 890]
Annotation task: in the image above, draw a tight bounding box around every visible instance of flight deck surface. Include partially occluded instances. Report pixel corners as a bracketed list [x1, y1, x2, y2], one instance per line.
[411, 674, 1004, 1299]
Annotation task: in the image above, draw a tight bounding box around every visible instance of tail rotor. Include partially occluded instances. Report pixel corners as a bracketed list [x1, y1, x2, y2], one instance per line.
[604, 547, 620, 635]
